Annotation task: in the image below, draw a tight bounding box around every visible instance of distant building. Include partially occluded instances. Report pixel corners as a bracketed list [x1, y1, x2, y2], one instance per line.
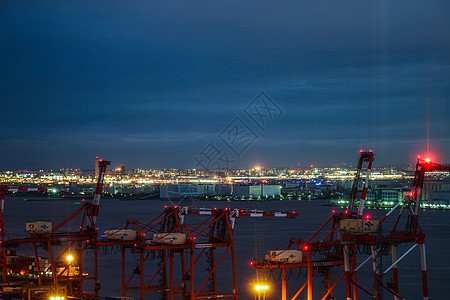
[430, 190, 450, 204]
[104, 184, 158, 195]
[232, 185, 261, 198]
[232, 185, 281, 198]
[366, 190, 377, 202]
[215, 184, 232, 196]
[421, 179, 450, 201]
[381, 189, 407, 203]
[365, 188, 408, 205]
[68, 181, 78, 192]
[160, 184, 216, 199]
[261, 185, 281, 197]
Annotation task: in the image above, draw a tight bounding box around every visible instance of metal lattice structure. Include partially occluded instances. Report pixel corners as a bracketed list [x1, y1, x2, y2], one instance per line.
[97, 206, 298, 300]
[252, 152, 449, 300]
[3, 159, 110, 299]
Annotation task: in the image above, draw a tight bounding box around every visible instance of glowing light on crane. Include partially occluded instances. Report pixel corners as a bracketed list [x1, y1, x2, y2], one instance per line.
[419, 153, 434, 163]
[66, 254, 74, 263]
[253, 283, 269, 292]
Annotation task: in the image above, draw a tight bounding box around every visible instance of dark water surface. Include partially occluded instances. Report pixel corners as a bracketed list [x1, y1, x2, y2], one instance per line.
[4, 197, 450, 299]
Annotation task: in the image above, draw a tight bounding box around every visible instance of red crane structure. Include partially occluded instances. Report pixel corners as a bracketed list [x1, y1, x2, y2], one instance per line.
[4, 159, 110, 298]
[0, 186, 48, 280]
[383, 158, 450, 300]
[251, 152, 449, 300]
[97, 206, 298, 300]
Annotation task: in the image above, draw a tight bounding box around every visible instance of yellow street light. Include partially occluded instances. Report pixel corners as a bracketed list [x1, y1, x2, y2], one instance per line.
[66, 254, 74, 263]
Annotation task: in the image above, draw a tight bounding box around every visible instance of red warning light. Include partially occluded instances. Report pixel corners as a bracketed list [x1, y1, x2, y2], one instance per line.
[360, 149, 363, 153]
[425, 157, 431, 163]
[193, 237, 196, 240]
[345, 210, 348, 214]
[303, 245, 309, 251]
[249, 261, 254, 266]
[332, 210, 336, 214]
[365, 215, 370, 220]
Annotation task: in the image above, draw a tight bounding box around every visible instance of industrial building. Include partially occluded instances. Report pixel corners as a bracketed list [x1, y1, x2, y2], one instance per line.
[159, 184, 281, 199]
[231, 184, 281, 198]
[160, 184, 216, 199]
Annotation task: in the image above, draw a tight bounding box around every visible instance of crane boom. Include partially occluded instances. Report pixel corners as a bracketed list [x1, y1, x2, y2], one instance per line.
[404, 158, 450, 234]
[346, 150, 374, 218]
[88, 159, 111, 229]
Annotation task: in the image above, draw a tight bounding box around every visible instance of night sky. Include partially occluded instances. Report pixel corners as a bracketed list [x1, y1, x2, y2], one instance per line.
[1, 1, 449, 170]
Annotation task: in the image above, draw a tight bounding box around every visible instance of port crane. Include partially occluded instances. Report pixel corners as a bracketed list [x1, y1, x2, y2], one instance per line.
[97, 206, 297, 300]
[251, 151, 449, 300]
[3, 159, 110, 299]
[0, 186, 48, 280]
[383, 158, 450, 300]
[250, 150, 375, 300]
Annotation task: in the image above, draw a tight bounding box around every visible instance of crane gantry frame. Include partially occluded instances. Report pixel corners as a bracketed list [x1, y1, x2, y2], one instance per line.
[251, 151, 449, 300]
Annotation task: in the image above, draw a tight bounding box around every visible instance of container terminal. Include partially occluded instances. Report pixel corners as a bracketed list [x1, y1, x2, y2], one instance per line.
[0, 153, 448, 300]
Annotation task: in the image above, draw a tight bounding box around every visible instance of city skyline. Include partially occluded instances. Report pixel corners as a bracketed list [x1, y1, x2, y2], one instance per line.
[1, 1, 449, 170]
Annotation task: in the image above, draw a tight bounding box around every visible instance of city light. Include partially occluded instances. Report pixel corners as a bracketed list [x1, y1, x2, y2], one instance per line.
[253, 283, 269, 292]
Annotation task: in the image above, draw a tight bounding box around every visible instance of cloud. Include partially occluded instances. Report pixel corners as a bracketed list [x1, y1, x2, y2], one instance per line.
[0, 0, 448, 168]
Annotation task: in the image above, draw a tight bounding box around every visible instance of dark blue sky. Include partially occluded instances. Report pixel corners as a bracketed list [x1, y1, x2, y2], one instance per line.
[1, 1, 449, 170]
